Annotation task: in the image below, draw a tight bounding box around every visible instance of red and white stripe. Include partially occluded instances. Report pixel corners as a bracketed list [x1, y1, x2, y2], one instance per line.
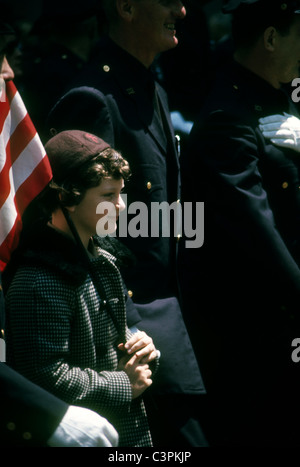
[0, 80, 52, 271]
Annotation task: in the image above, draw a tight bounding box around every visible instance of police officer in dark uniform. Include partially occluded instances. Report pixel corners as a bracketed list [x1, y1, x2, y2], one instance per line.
[181, 0, 300, 446]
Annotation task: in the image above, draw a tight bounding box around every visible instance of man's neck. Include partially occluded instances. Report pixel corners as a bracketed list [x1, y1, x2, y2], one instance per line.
[234, 49, 280, 89]
[108, 29, 154, 69]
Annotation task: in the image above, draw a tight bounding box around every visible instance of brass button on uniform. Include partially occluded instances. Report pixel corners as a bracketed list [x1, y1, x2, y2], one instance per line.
[22, 432, 32, 441]
[126, 87, 135, 95]
[282, 181, 289, 189]
[128, 290, 133, 298]
[146, 181, 152, 190]
[103, 65, 110, 72]
[7, 422, 16, 431]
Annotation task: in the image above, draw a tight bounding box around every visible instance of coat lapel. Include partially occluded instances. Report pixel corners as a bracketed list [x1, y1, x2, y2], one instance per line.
[110, 64, 171, 154]
[100, 38, 180, 171]
[124, 81, 169, 153]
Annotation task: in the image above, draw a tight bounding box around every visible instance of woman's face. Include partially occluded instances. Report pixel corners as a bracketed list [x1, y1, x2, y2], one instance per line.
[69, 176, 125, 243]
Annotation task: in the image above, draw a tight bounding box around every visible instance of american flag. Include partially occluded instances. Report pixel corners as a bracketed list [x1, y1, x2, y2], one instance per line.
[0, 80, 52, 271]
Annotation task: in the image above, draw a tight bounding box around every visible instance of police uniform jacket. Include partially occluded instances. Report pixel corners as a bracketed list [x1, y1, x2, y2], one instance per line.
[181, 59, 300, 445]
[0, 363, 68, 447]
[4, 225, 153, 447]
[47, 36, 181, 304]
[20, 42, 88, 139]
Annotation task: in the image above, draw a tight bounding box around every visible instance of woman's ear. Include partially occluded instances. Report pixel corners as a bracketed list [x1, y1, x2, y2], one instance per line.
[64, 205, 76, 213]
[263, 26, 277, 52]
[58, 192, 76, 212]
[116, 0, 134, 21]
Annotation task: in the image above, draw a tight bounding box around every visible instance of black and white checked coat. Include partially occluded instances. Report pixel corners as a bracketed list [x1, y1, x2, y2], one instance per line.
[4, 225, 153, 447]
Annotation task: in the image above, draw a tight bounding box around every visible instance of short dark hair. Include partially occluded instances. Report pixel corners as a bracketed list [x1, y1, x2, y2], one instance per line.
[24, 147, 131, 224]
[231, 3, 296, 49]
[49, 146, 130, 209]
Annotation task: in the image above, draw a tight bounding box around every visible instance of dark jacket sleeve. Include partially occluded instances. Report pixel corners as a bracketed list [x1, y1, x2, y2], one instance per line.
[0, 363, 68, 446]
[187, 110, 300, 298]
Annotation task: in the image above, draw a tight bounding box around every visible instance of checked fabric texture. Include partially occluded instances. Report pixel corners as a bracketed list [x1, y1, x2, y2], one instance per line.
[5, 226, 153, 446]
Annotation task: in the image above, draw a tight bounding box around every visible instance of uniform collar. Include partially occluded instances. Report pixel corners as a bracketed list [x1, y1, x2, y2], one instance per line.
[97, 35, 156, 95]
[229, 59, 294, 115]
